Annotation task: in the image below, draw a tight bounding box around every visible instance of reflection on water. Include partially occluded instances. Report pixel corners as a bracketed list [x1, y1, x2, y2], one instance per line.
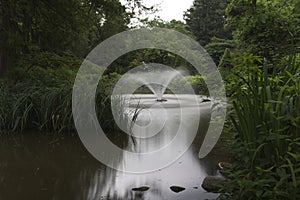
[0, 134, 219, 200]
[0, 96, 223, 200]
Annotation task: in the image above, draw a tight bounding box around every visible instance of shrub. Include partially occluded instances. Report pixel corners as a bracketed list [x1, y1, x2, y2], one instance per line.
[220, 53, 300, 199]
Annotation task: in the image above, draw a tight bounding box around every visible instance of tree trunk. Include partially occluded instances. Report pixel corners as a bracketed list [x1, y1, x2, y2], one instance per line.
[0, 48, 8, 77]
[0, 0, 10, 77]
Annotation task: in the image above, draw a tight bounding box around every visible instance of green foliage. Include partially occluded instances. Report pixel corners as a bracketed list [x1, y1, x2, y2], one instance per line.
[0, 81, 14, 130]
[220, 53, 300, 199]
[130, 74, 208, 96]
[226, 0, 300, 61]
[185, 75, 209, 95]
[146, 19, 194, 37]
[6, 52, 81, 87]
[121, 0, 158, 28]
[98, 72, 121, 96]
[205, 37, 236, 65]
[185, 0, 232, 46]
[17, 51, 82, 70]
[218, 48, 233, 69]
[0, 55, 123, 134]
[108, 49, 196, 75]
[0, 0, 130, 76]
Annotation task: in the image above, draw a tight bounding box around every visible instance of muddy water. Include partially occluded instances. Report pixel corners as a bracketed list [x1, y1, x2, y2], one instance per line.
[0, 98, 225, 200]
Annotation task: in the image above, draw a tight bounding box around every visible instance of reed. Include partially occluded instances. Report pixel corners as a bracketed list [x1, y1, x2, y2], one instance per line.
[0, 85, 127, 134]
[220, 53, 300, 199]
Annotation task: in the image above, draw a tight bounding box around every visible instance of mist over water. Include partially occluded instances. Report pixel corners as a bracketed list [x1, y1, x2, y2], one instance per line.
[126, 63, 184, 101]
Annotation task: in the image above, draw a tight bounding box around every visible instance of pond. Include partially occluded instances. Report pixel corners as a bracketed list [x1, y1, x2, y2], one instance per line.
[0, 95, 225, 200]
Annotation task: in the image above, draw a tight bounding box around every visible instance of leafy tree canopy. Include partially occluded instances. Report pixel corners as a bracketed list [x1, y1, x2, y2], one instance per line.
[226, 0, 300, 61]
[184, 0, 232, 46]
[0, 0, 131, 76]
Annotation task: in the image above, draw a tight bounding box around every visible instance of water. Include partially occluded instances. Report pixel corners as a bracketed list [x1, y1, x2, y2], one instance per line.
[1, 61, 227, 199]
[0, 95, 225, 200]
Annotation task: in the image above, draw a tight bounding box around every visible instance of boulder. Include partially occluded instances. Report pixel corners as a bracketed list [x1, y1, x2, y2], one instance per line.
[132, 186, 150, 192]
[170, 186, 185, 193]
[201, 176, 226, 193]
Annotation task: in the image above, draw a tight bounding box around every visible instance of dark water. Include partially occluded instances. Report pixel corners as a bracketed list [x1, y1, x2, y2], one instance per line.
[0, 99, 225, 200]
[0, 131, 226, 200]
[0, 133, 222, 200]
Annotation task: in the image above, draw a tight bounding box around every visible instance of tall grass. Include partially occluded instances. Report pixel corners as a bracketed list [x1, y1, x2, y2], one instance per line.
[0, 82, 14, 130]
[0, 64, 123, 134]
[220, 53, 300, 199]
[0, 84, 74, 133]
[0, 85, 132, 135]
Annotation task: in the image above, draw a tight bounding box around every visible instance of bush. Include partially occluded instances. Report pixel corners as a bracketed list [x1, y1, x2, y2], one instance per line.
[220, 53, 300, 199]
[169, 75, 209, 95]
[0, 52, 122, 134]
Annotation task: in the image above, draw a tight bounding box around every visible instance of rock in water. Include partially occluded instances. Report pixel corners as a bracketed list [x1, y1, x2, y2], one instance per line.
[201, 176, 226, 193]
[201, 98, 211, 102]
[170, 186, 185, 193]
[131, 186, 150, 192]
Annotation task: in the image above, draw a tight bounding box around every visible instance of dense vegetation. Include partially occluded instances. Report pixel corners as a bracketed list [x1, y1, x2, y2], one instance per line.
[217, 0, 300, 199]
[0, 0, 299, 199]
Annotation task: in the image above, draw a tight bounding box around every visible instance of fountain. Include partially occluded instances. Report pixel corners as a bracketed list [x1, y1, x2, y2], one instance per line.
[132, 63, 183, 102]
[111, 63, 202, 113]
[111, 63, 202, 140]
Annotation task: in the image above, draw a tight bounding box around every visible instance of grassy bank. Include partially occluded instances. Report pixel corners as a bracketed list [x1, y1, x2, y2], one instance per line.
[0, 52, 207, 134]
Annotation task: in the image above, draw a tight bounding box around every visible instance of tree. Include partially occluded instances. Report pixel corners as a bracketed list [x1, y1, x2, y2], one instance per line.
[226, 0, 300, 61]
[88, 0, 130, 44]
[0, 0, 130, 76]
[105, 19, 198, 75]
[184, 0, 232, 46]
[205, 37, 236, 65]
[146, 19, 194, 37]
[120, 0, 158, 28]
